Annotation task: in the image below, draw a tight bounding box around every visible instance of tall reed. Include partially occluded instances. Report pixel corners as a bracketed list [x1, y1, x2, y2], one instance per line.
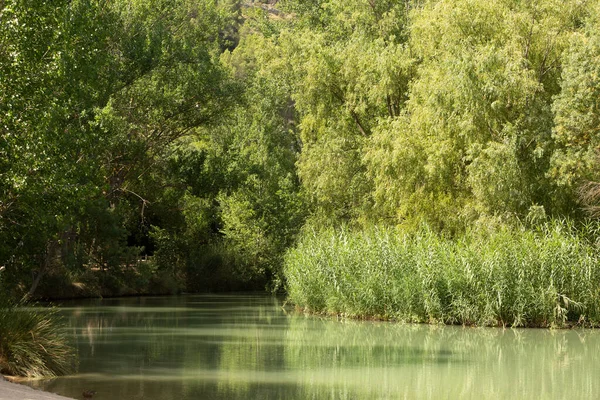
[284, 221, 600, 327]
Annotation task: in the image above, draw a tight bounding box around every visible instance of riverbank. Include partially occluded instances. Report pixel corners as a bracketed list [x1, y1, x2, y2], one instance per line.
[284, 223, 600, 328]
[0, 377, 75, 400]
[20, 261, 267, 303]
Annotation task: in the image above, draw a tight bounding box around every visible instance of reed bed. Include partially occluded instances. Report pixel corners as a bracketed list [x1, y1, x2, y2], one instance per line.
[284, 222, 600, 327]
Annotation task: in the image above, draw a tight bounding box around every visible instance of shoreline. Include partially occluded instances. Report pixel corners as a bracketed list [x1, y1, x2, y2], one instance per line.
[0, 376, 75, 400]
[291, 304, 597, 329]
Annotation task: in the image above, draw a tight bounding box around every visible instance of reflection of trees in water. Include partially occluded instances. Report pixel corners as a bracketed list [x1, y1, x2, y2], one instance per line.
[62, 297, 204, 375]
[203, 297, 287, 399]
[32, 296, 600, 400]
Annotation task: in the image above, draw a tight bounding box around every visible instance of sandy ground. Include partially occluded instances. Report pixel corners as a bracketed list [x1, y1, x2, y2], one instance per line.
[0, 377, 76, 400]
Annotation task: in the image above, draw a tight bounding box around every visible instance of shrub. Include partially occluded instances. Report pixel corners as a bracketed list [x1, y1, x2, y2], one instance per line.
[0, 297, 76, 377]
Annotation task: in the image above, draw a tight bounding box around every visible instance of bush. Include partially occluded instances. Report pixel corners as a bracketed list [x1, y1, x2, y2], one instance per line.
[186, 242, 269, 292]
[284, 221, 600, 327]
[0, 297, 76, 377]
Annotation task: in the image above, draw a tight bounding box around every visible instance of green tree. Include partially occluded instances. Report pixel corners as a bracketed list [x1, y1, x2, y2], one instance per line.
[169, 30, 305, 289]
[366, 0, 587, 231]
[551, 1, 600, 212]
[0, 0, 236, 298]
[278, 0, 415, 224]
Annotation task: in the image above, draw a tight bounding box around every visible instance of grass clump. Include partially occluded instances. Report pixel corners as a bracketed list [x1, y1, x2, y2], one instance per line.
[284, 221, 600, 328]
[0, 297, 76, 377]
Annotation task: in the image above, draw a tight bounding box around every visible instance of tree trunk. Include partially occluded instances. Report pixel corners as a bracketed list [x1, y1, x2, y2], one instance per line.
[23, 240, 58, 301]
[24, 267, 46, 301]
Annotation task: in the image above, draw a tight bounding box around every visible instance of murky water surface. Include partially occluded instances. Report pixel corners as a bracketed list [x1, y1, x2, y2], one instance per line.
[25, 294, 600, 399]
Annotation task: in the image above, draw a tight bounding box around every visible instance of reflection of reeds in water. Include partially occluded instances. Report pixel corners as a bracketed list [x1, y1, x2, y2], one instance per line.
[282, 316, 600, 399]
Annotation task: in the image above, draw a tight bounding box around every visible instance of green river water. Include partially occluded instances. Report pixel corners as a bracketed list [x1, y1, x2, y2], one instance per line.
[24, 294, 600, 399]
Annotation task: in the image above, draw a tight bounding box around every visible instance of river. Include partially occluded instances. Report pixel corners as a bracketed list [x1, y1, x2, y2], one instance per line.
[23, 294, 600, 399]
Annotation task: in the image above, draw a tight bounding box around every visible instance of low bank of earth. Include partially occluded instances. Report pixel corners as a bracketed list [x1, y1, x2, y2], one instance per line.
[0, 377, 75, 400]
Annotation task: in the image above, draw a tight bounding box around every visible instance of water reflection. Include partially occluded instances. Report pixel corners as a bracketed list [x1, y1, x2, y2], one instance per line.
[24, 295, 600, 400]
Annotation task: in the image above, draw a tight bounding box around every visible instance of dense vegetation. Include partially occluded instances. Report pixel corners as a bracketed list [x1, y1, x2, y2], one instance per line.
[0, 296, 75, 377]
[285, 223, 600, 327]
[2, 0, 600, 375]
[0, 0, 304, 299]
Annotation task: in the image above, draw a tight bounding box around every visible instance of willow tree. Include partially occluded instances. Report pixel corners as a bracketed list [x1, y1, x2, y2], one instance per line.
[365, 0, 588, 231]
[277, 0, 416, 224]
[551, 1, 600, 216]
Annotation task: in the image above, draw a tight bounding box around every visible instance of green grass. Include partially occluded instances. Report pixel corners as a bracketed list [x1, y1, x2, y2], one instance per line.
[284, 221, 600, 327]
[0, 297, 76, 377]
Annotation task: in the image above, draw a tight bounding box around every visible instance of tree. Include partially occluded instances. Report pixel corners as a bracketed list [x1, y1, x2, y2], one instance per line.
[366, 0, 587, 231]
[277, 0, 415, 224]
[154, 30, 306, 290]
[0, 0, 236, 298]
[551, 1, 600, 214]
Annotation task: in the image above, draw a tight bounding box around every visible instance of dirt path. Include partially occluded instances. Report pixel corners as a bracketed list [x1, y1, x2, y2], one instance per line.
[0, 377, 76, 400]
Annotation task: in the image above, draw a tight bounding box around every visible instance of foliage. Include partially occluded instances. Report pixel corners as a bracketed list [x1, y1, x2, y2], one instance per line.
[266, 0, 596, 230]
[285, 221, 600, 327]
[275, 0, 415, 223]
[365, 0, 589, 229]
[0, 0, 236, 297]
[0, 296, 76, 377]
[148, 30, 306, 290]
[551, 2, 600, 210]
